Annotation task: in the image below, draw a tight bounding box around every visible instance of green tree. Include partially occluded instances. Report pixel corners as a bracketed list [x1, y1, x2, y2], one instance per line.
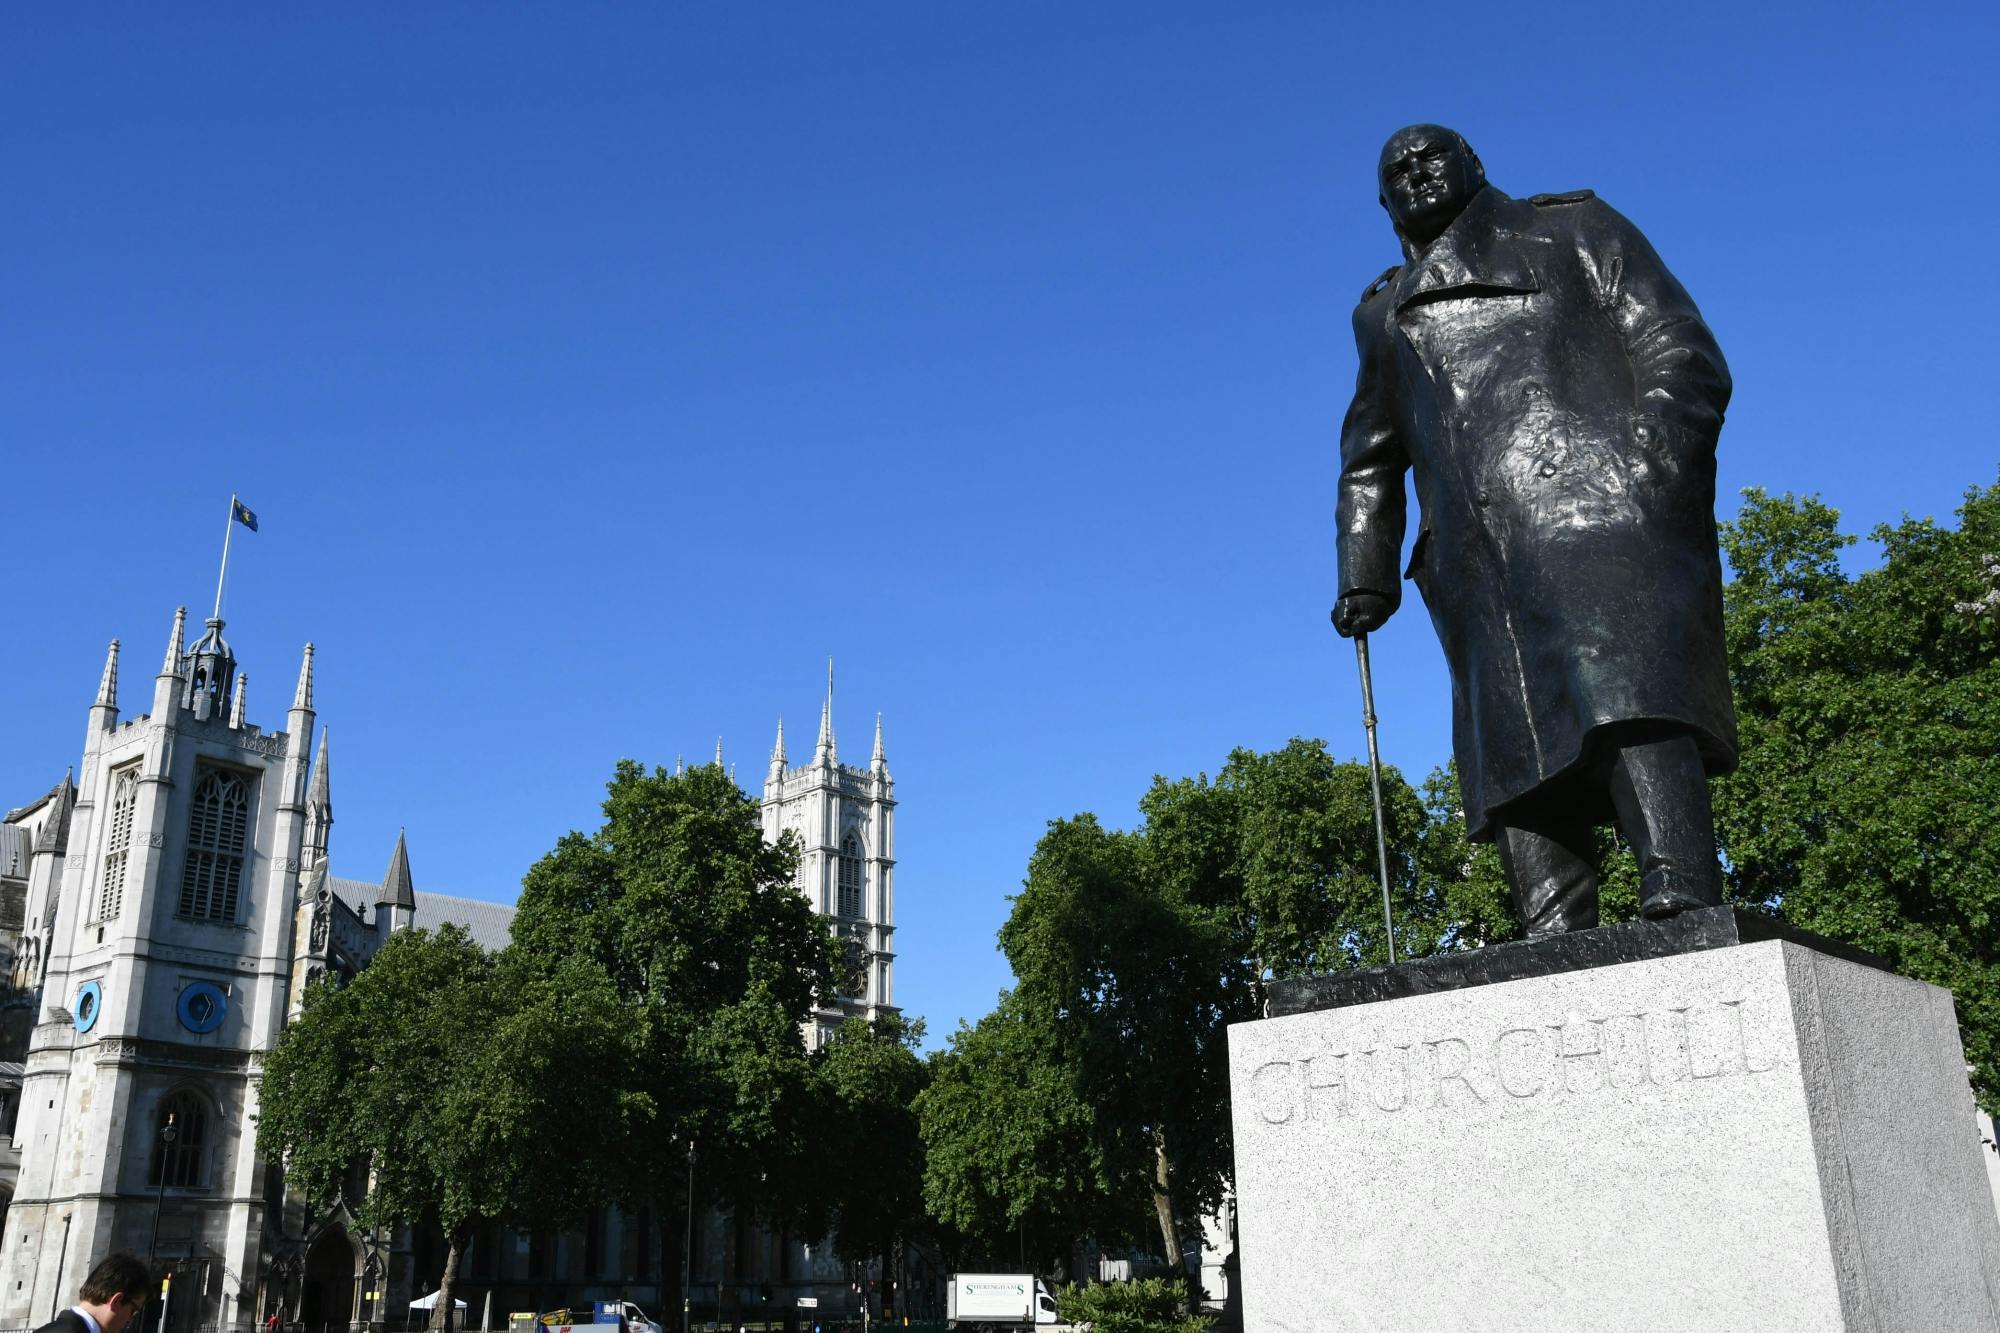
[257, 926, 648, 1325]
[1142, 738, 1437, 980]
[814, 1015, 930, 1311]
[508, 760, 840, 1308]
[999, 814, 1239, 1277]
[1409, 762, 1517, 948]
[1715, 483, 2000, 1107]
[915, 992, 1142, 1270]
[986, 742, 1488, 1287]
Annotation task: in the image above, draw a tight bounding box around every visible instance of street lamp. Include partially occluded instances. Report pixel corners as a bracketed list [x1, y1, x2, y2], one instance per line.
[152, 1115, 178, 1333]
[150, 1114, 178, 1259]
[681, 1142, 695, 1333]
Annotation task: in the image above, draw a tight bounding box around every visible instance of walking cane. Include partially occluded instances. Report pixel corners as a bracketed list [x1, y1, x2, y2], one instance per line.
[1344, 622, 1399, 965]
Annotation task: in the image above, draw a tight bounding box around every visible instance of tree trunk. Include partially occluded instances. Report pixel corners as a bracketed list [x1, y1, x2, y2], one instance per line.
[429, 1227, 467, 1332]
[1148, 1127, 1186, 1306]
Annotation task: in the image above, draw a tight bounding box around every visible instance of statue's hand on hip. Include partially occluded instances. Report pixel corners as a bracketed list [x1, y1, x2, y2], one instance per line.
[1334, 591, 1394, 637]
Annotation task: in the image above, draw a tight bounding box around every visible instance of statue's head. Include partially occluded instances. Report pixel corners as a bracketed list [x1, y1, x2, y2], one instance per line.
[1378, 124, 1486, 251]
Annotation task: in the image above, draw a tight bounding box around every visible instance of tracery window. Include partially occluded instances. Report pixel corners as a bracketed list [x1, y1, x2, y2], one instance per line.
[178, 768, 252, 922]
[149, 1089, 208, 1188]
[97, 767, 139, 921]
[782, 824, 806, 891]
[837, 832, 864, 919]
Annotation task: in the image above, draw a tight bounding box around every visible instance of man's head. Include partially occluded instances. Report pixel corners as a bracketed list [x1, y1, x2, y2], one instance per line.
[78, 1252, 152, 1333]
[1377, 124, 1486, 249]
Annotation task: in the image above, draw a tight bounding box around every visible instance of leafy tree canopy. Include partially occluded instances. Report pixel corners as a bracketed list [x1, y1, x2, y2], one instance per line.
[915, 991, 1142, 1268]
[998, 813, 1237, 1271]
[813, 1014, 931, 1268]
[510, 760, 839, 1214]
[1143, 738, 1433, 975]
[1715, 482, 2000, 1107]
[257, 925, 649, 1321]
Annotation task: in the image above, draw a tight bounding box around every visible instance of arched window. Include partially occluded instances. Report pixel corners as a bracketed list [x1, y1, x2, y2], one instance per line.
[97, 767, 139, 921]
[178, 768, 252, 921]
[149, 1090, 209, 1188]
[837, 832, 864, 919]
[781, 825, 805, 891]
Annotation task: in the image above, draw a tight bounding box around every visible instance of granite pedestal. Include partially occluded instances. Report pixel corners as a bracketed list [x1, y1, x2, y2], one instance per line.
[1227, 910, 2000, 1331]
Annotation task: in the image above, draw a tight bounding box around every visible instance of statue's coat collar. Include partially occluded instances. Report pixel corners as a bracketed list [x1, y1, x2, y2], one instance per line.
[1392, 186, 1540, 312]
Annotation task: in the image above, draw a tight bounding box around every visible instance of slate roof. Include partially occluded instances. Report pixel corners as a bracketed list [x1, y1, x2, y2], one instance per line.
[411, 892, 517, 951]
[5, 775, 74, 853]
[326, 876, 377, 923]
[326, 875, 516, 952]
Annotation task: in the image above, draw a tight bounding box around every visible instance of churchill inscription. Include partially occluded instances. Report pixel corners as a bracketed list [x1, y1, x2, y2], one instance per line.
[1250, 994, 1776, 1126]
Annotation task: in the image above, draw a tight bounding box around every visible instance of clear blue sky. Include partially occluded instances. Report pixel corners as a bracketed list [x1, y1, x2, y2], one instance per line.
[5, 3, 1994, 1050]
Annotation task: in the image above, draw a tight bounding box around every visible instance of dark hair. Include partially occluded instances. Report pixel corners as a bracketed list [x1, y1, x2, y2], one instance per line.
[79, 1252, 152, 1306]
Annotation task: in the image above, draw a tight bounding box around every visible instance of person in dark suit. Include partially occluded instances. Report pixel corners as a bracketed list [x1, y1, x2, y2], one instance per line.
[35, 1252, 152, 1333]
[1333, 123, 1736, 935]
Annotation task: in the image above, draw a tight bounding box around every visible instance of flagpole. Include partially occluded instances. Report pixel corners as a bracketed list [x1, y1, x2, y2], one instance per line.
[213, 493, 236, 621]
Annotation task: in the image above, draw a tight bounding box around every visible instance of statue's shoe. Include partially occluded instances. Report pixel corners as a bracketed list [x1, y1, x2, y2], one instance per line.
[1639, 889, 1722, 920]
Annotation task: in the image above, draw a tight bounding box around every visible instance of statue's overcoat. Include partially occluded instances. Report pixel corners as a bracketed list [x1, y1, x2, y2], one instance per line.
[1337, 185, 1737, 839]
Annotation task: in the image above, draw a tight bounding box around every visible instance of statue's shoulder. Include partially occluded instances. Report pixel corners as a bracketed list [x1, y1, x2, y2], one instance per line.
[1358, 264, 1401, 305]
[1527, 188, 1597, 207]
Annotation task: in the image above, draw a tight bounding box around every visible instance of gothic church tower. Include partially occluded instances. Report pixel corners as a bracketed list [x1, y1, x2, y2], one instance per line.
[0, 609, 319, 1328]
[759, 667, 897, 1047]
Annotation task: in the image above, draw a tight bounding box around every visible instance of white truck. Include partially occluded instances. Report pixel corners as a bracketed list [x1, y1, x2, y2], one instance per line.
[946, 1273, 1064, 1328]
[535, 1301, 663, 1333]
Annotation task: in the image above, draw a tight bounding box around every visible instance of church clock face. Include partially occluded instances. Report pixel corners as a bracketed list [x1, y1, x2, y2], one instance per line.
[177, 981, 228, 1034]
[73, 979, 102, 1033]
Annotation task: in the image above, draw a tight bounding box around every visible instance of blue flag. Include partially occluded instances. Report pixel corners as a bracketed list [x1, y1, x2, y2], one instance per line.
[232, 499, 258, 532]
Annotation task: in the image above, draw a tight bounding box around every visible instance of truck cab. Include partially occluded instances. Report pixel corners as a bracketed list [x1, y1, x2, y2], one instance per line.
[602, 1304, 661, 1333]
[537, 1301, 661, 1333]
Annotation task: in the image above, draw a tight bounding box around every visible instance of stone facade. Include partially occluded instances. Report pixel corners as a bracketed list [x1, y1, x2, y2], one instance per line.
[0, 619, 916, 1329]
[0, 612, 318, 1329]
[0, 612, 518, 1330]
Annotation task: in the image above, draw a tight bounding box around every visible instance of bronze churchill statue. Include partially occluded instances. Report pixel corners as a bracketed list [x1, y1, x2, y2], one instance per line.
[1332, 124, 1737, 936]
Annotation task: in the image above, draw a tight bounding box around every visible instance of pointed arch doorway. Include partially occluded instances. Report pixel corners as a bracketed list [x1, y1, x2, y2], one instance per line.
[302, 1227, 359, 1333]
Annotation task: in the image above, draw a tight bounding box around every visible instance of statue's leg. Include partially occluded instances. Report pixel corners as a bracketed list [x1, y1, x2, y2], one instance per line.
[1493, 814, 1600, 936]
[1607, 732, 1724, 919]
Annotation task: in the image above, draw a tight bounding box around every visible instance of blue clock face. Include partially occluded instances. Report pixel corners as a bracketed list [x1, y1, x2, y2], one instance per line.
[177, 981, 227, 1035]
[73, 980, 102, 1033]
